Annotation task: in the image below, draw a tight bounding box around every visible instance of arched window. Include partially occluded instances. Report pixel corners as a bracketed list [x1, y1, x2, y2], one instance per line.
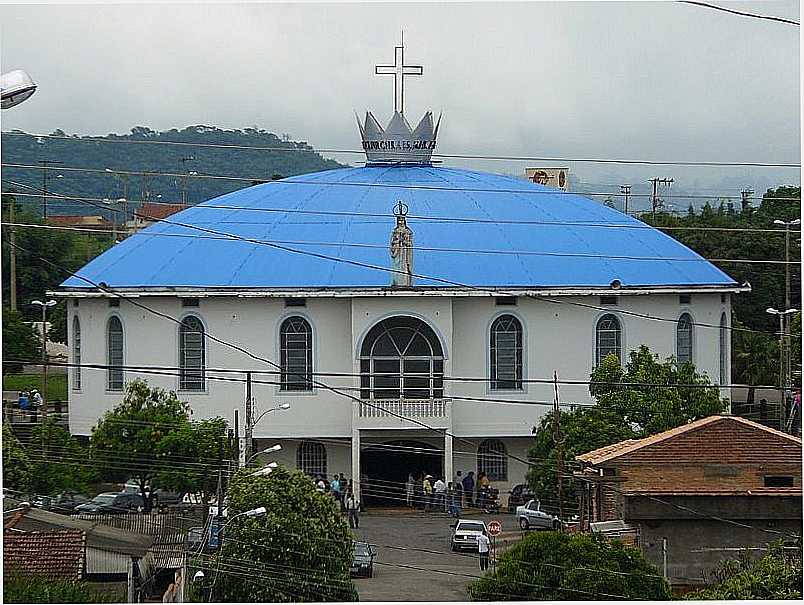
[280, 317, 313, 391]
[359, 316, 444, 400]
[490, 315, 523, 390]
[477, 439, 508, 481]
[677, 313, 694, 365]
[720, 312, 728, 385]
[296, 441, 327, 476]
[107, 316, 124, 391]
[595, 314, 622, 365]
[179, 315, 205, 391]
[72, 316, 81, 391]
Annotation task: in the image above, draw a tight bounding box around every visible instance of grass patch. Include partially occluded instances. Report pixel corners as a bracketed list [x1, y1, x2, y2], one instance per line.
[3, 374, 68, 401]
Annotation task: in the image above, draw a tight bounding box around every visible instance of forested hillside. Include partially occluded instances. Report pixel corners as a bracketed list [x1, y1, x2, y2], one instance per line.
[1, 125, 346, 217]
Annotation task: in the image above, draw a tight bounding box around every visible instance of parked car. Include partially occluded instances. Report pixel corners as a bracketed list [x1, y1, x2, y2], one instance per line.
[507, 483, 535, 513]
[451, 519, 487, 552]
[31, 492, 89, 514]
[350, 541, 376, 578]
[516, 499, 561, 531]
[122, 480, 184, 510]
[75, 492, 144, 514]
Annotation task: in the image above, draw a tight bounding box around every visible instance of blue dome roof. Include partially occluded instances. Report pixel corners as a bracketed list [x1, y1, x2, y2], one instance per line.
[62, 165, 737, 290]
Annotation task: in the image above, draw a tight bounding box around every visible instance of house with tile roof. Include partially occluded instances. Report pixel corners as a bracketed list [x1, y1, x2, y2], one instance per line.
[575, 414, 802, 588]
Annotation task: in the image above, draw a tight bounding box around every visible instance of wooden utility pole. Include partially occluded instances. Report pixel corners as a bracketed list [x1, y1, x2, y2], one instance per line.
[244, 371, 253, 464]
[620, 184, 631, 215]
[38, 159, 63, 220]
[8, 198, 17, 310]
[649, 177, 674, 219]
[552, 371, 565, 525]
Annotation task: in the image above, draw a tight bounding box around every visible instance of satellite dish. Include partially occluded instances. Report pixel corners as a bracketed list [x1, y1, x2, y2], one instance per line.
[1, 70, 37, 109]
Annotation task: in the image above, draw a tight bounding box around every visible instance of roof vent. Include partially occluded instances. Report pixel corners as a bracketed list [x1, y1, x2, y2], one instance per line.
[610, 279, 622, 290]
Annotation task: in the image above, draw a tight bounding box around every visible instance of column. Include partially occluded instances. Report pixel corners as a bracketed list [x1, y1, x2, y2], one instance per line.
[444, 431, 453, 485]
[351, 427, 361, 501]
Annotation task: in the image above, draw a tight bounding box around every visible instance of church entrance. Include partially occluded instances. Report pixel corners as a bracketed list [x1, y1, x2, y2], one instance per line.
[361, 440, 443, 507]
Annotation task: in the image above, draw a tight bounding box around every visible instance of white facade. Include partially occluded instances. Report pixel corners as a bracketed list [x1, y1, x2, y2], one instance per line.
[64, 290, 732, 499]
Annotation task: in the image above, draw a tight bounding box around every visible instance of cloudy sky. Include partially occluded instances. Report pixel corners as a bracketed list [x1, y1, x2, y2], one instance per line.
[1, 0, 800, 192]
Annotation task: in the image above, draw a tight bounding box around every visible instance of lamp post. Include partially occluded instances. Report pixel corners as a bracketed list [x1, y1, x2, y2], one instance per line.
[105, 169, 129, 236]
[243, 401, 290, 466]
[208, 506, 267, 597]
[246, 444, 281, 467]
[773, 219, 801, 392]
[766, 307, 799, 430]
[31, 299, 57, 420]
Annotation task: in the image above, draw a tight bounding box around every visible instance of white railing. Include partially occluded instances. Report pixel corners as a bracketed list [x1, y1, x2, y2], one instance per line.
[359, 398, 448, 418]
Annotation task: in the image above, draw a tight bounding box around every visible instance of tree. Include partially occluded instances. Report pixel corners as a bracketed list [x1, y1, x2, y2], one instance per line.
[732, 319, 779, 403]
[2, 308, 42, 374]
[28, 418, 96, 495]
[4, 573, 125, 603]
[468, 530, 671, 601]
[687, 540, 802, 600]
[156, 416, 231, 517]
[2, 423, 31, 494]
[206, 466, 358, 602]
[528, 346, 726, 507]
[89, 380, 191, 511]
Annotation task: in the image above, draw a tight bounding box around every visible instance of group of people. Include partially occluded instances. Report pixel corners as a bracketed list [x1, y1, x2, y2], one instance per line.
[314, 473, 361, 528]
[404, 470, 496, 516]
[16, 389, 43, 421]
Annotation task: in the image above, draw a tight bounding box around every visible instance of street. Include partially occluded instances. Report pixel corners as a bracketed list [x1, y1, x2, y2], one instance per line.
[351, 510, 505, 602]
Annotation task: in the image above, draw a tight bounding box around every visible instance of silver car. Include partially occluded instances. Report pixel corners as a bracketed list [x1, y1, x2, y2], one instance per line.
[516, 499, 561, 531]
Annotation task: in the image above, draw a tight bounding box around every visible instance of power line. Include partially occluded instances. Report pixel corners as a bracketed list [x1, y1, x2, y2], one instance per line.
[2, 131, 800, 167]
[678, 1, 801, 26]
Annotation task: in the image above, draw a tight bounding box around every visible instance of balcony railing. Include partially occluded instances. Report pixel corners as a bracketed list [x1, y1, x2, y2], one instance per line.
[359, 398, 449, 419]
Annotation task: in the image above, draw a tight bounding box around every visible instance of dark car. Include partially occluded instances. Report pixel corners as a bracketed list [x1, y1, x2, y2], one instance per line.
[32, 492, 89, 514]
[350, 541, 376, 578]
[75, 492, 144, 514]
[507, 483, 535, 513]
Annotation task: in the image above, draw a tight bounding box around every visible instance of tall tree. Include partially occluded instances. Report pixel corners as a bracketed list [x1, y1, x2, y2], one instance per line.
[2, 307, 42, 374]
[28, 418, 97, 495]
[2, 424, 31, 494]
[89, 380, 191, 511]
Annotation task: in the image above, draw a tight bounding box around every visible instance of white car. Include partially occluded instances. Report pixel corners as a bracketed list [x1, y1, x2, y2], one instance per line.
[516, 499, 561, 531]
[451, 519, 487, 552]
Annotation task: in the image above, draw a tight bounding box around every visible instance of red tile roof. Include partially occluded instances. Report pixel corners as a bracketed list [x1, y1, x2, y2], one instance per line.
[47, 215, 112, 228]
[134, 203, 188, 220]
[576, 415, 802, 465]
[3, 530, 86, 580]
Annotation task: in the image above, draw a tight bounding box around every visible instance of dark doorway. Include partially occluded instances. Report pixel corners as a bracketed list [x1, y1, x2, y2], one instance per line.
[361, 440, 443, 507]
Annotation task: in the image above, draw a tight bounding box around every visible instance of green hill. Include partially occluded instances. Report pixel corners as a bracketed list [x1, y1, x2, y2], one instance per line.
[1, 125, 347, 218]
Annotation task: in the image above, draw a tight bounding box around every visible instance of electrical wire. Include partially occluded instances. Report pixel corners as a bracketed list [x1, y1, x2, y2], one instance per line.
[678, 1, 801, 26]
[2, 130, 800, 167]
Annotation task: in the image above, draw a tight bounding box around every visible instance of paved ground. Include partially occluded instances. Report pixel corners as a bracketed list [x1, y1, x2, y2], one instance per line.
[351, 509, 518, 602]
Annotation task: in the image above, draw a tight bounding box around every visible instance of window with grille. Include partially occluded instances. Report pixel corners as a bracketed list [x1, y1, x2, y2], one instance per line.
[477, 439, 508, 481]
[107, 316, 124, 391]
[719, 313, 728, 385]
[280, 317, 313, 391]
[296, 441, 327, 476]
[677, 313, 693, 364]
[359, 316, 444, 399]
[490, 315, 523, 390]
[72, 316, 81, 391]
[179, 315, 205, 391]
[595, 314, 621, 365]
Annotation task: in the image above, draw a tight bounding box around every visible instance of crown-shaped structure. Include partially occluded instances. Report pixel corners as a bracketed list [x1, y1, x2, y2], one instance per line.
[359, 36, 440, 165]
[359, 110, 441, 165]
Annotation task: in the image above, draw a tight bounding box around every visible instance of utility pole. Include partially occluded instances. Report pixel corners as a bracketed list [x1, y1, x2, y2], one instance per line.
[39, 159, 63, 219]
[649, 177, 674, 220]
[620, 184, 631, 215]
[8, 197, 17, 310]
[179, 157, 195, 204]
[740, 188, 754, 213]
[245, 372, 253, 465]
[552, 371, 565, 525]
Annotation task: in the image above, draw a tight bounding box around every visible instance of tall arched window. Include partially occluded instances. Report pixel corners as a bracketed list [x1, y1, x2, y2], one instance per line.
[296, 441, 327, 476]
[280, 317, 313, 391]
[677, 313, 694, 365]
[72, 316, 81, 391]
[720, 312, 728, 385]
[359, 316, 444, 400]
[477, 439, 508, 481]
[179, 315, 205, 391]
[595, 314, 622, 365]
[107, 316, 124, 391]
[490, 315, 523, 390]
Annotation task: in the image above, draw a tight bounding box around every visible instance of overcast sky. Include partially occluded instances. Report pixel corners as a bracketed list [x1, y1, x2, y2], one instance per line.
[1, 0, 800, 191]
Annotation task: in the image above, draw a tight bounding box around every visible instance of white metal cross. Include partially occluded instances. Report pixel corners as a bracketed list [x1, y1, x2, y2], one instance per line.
[375, 42, 423, 115]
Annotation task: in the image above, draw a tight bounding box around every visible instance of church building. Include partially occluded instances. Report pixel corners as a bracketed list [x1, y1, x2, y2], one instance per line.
[57, 43, 743, 507]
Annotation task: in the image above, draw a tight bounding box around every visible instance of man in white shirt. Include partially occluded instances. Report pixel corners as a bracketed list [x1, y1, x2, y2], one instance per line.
[477, 531, 491, 571]
[433, 477, 447, 512]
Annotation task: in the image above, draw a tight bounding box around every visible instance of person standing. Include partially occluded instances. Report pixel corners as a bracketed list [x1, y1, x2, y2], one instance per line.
[477, 531, 491, 571]
[405, 473, 415, 508]
[462, 472, 475, 508]
[331, 474, 342, 509]
[478, 472, 490, 510]
[434, 476, 447, 512]
[423, 475, 433, 511]
[346, 490, 360, 529]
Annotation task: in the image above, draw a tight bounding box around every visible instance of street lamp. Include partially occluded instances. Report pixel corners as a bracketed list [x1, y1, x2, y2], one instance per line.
[250, 462, 279, 478]
[766, 307, 799, 391]
[31, 299, 57, 419]
[246, 444, 281, 466]
[252, 403, 290, 428]
[1, 70, 37, 109]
